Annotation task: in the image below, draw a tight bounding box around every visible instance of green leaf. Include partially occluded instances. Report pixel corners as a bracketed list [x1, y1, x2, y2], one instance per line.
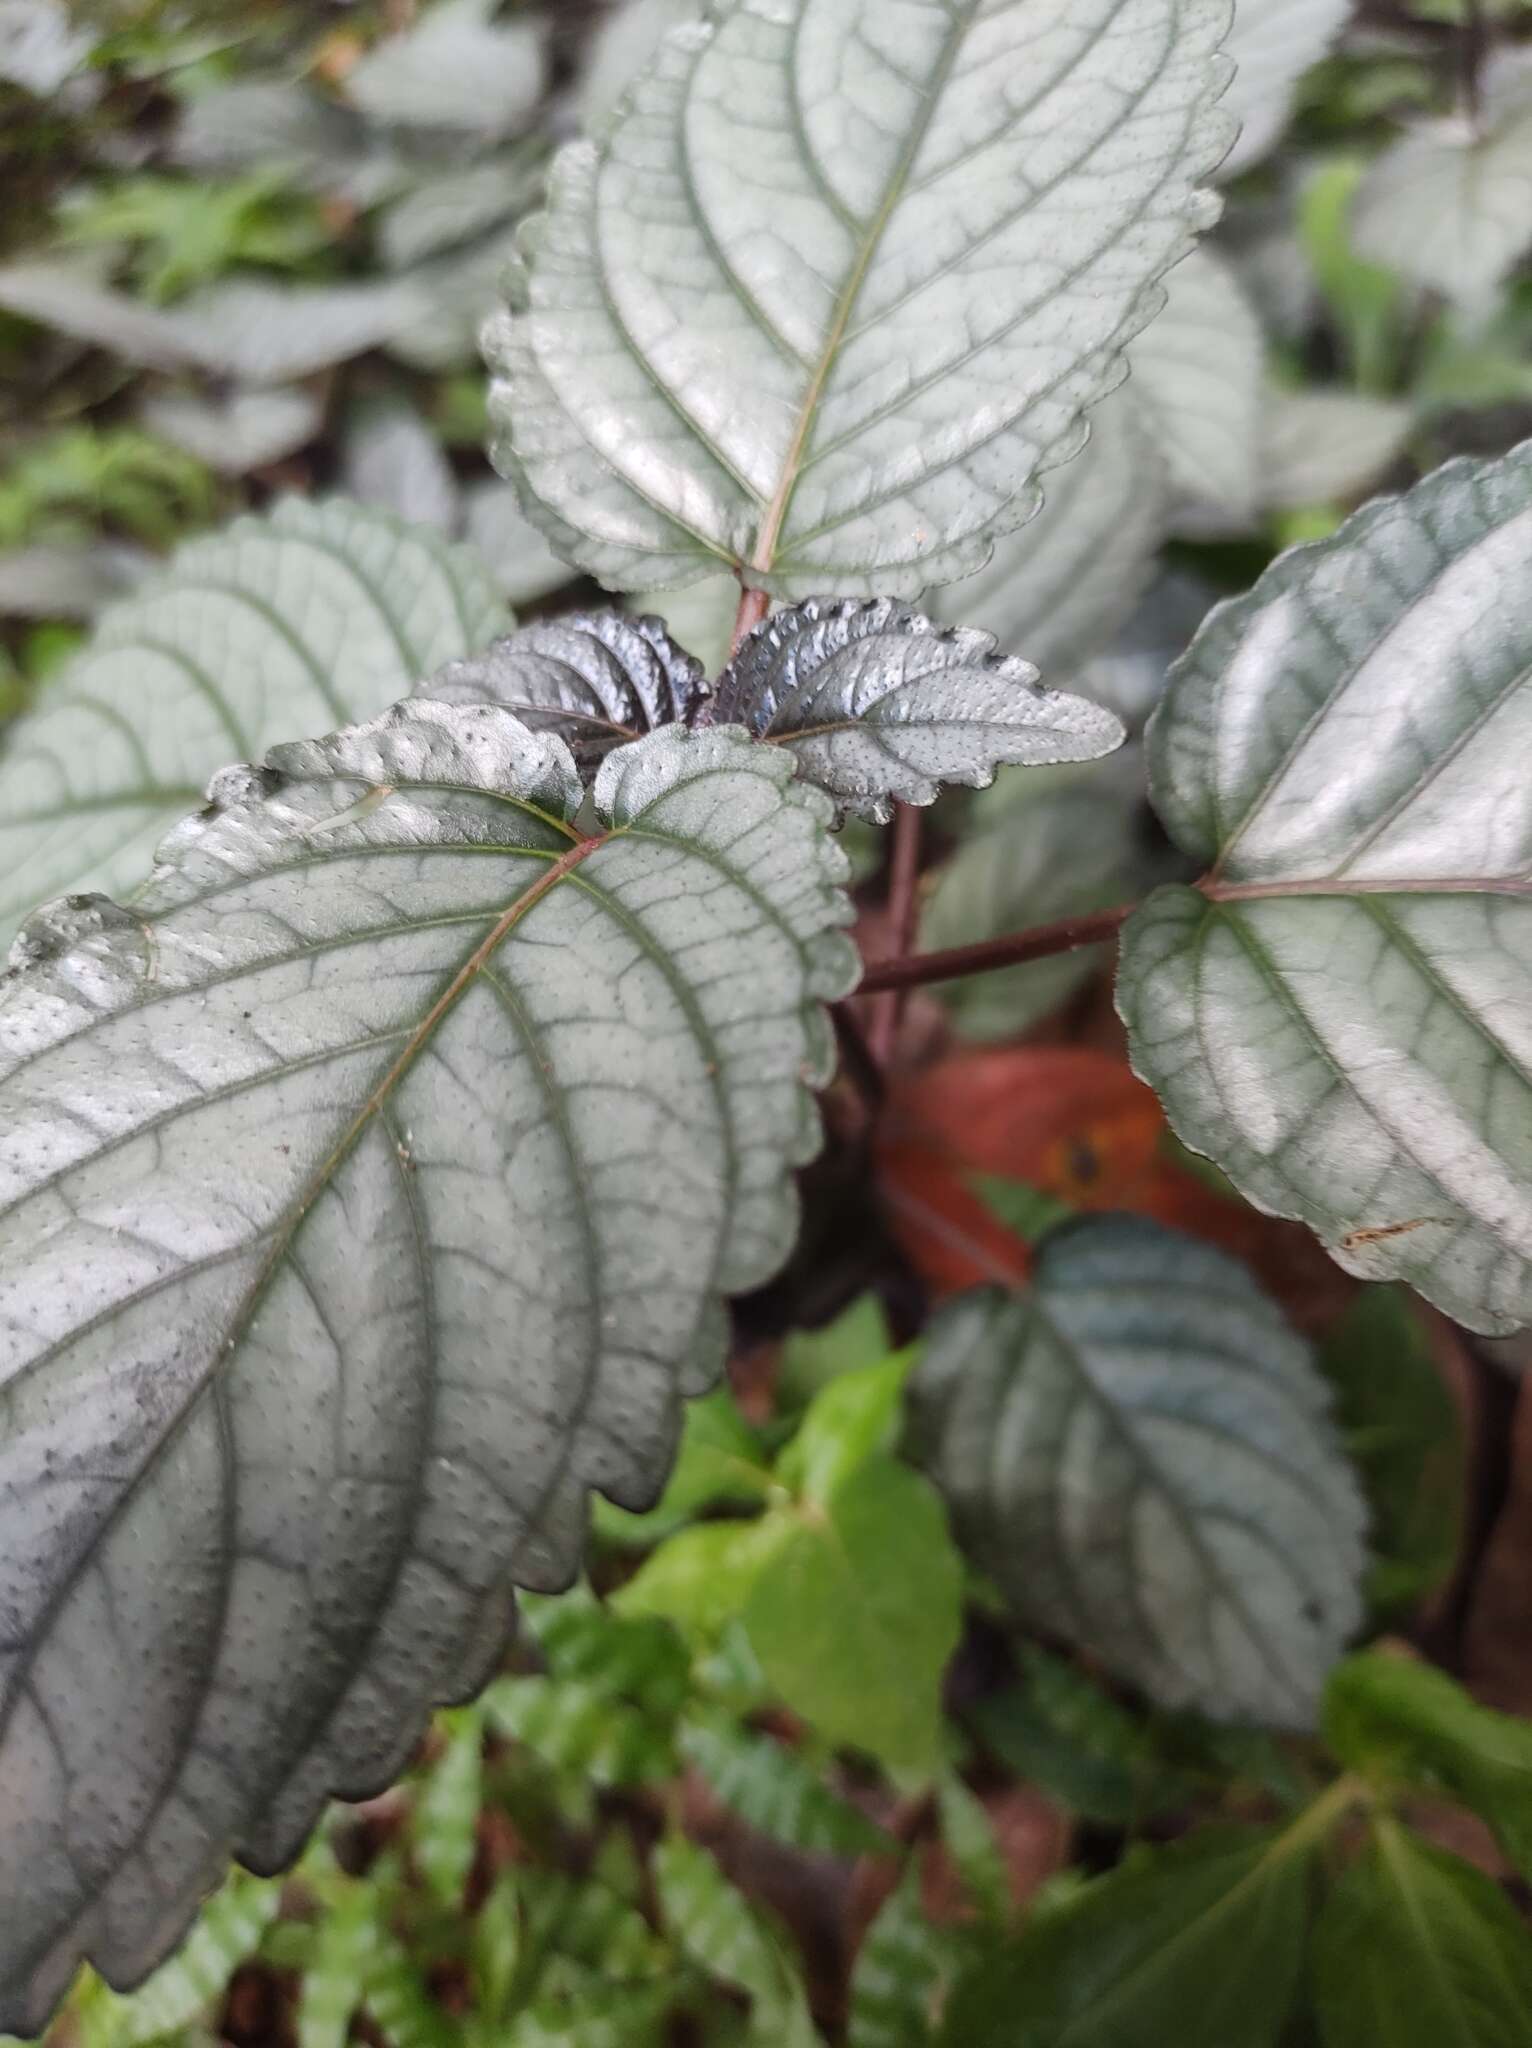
[613, 1512, 800, 1641]
[680, 1717, 895, 1857]
[744, 1455, 964, 1773]
[1312, 1821, 1532, 2047]
[412, 1708, 484, 1906]
[364, 1933, 462, 2048]
[0, 496, 508, 953]
[1325, 1652, 1532, 1885]
[1352, 52, 1532, 311]
[774, 1351, 913, 1506]
[926, 394, 1166, 681]
[940, 1823, 1317, 2048]
[0, 713, 857, 2037]
[595, 1389, 775, 1547]
[418, 611, 708, 770]
[520, 1586, 692, 1721]
[297, 1883, 385, 2048]
[485, 1675, 674, 1786]
[937, 1774, 1012, 1922]
[909, 1216, 1366, 1726]
[712, 599, 1123, 824]
[654, 1836, 818, 2048]
[777, 1295, 893, 1411]
[1129, 247, 1265, 531]
[1320, 1290, 1463, 1615]
[972, 1648, 1193, 1827]
[487, 0, 1234, 597]
[1119, 439, 1532, 1334]
[74, 1872, 282, 2048]
[848, 1865, 962, 2048]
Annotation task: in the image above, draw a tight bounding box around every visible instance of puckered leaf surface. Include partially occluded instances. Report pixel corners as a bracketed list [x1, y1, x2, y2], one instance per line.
[908, 1216, 1365, 1726]
[712, 598, 1124, 822]
[418, 611, 708, 769]
[0, 706, 856, 2035]
[0, 498, 508, 956]
[488, 0, 1235, 598]
[1119, 440, 1532, 1334]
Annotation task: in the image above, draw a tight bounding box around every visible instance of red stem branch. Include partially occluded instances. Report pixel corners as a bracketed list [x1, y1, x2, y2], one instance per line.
[730, 584, 770, 658]
[857, 899, 1136, 996]
[869, 803, 924, 1063]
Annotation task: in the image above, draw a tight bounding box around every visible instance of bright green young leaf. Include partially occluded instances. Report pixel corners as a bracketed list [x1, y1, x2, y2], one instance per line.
[679, 1718, 895, 1857]
[488, 0, 1235, 597]
[1325, 1653, 1532, 1885]
[1128, 246, 1265, 530]
[744, 1455, 964, 1773]
[1320, 1290, 1464, 1616]
[0, 711, 856, 2036]
[927, 395, 1166, 680]
[0, 496, 508, 954]
[1312, 1821, 1532, 2048]
[594, 1388, 774, 1547]
[910, 1217, 1365, 1726]
[1352, 52, 1532, 312]
[418, 611, 708, 770]
[712, 599, 1124, 824]
[774, 1351, 914, 1505]
[1119, 440, 1532, 1334]
[939, 1822, 1318, 2048]
[777, 1294, 893, 1411]
[849, 1865, 963, 2048]
[611, 1514, 798, 1640]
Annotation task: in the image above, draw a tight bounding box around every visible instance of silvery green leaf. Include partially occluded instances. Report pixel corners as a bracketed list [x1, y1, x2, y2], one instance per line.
[0, 542, 150, 622]
[1128, 246, 1264, 532]
[908, 1216, 1366, 1726]
[627, 574, 738, 682]
[488, 0, 1235, 598]
[342, 399, 461, 535]
[378, 154, 540, 271]
[927, 395, 1166, 679]
[0, 260, 211, 373]
[579, 0, 701, 131]
[0, 708, 856, 2036]
[1351, 52, 1532, 311]
[173, 83, 402, 209]
[1072, 570, 1214, 733]
[137, 385, 324, 476]
[0, 263, 427, 380]
[1259, 388, 1413, 508]
[0, 497, 508, 953]
[171, 276, 430, 384]
[921, 758, 1151, 1040]
[0, 0, 90, 95]
[386, 229, 519, 371]
[418, 610, 707, 768]
[1219, 0, 1350, 178]
[462, 482, 575, 608]
[1119, 440, 1532, 1334]
[345, 0, 546, 139]
[712, 598, 1124, 824]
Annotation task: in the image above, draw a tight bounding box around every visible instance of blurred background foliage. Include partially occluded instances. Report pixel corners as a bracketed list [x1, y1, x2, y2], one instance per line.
[6, 1, 1532, 2042]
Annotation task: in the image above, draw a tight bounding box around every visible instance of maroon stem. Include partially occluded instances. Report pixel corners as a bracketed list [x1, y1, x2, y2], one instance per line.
[857, 899, 1136, 997]
[869, 803, 924, 1062]
[730, 584, 770, 658]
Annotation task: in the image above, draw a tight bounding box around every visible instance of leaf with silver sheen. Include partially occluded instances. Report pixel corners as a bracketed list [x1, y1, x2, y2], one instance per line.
[1120, 439, 1532, 1334]
[0, 704, 856, 2035]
